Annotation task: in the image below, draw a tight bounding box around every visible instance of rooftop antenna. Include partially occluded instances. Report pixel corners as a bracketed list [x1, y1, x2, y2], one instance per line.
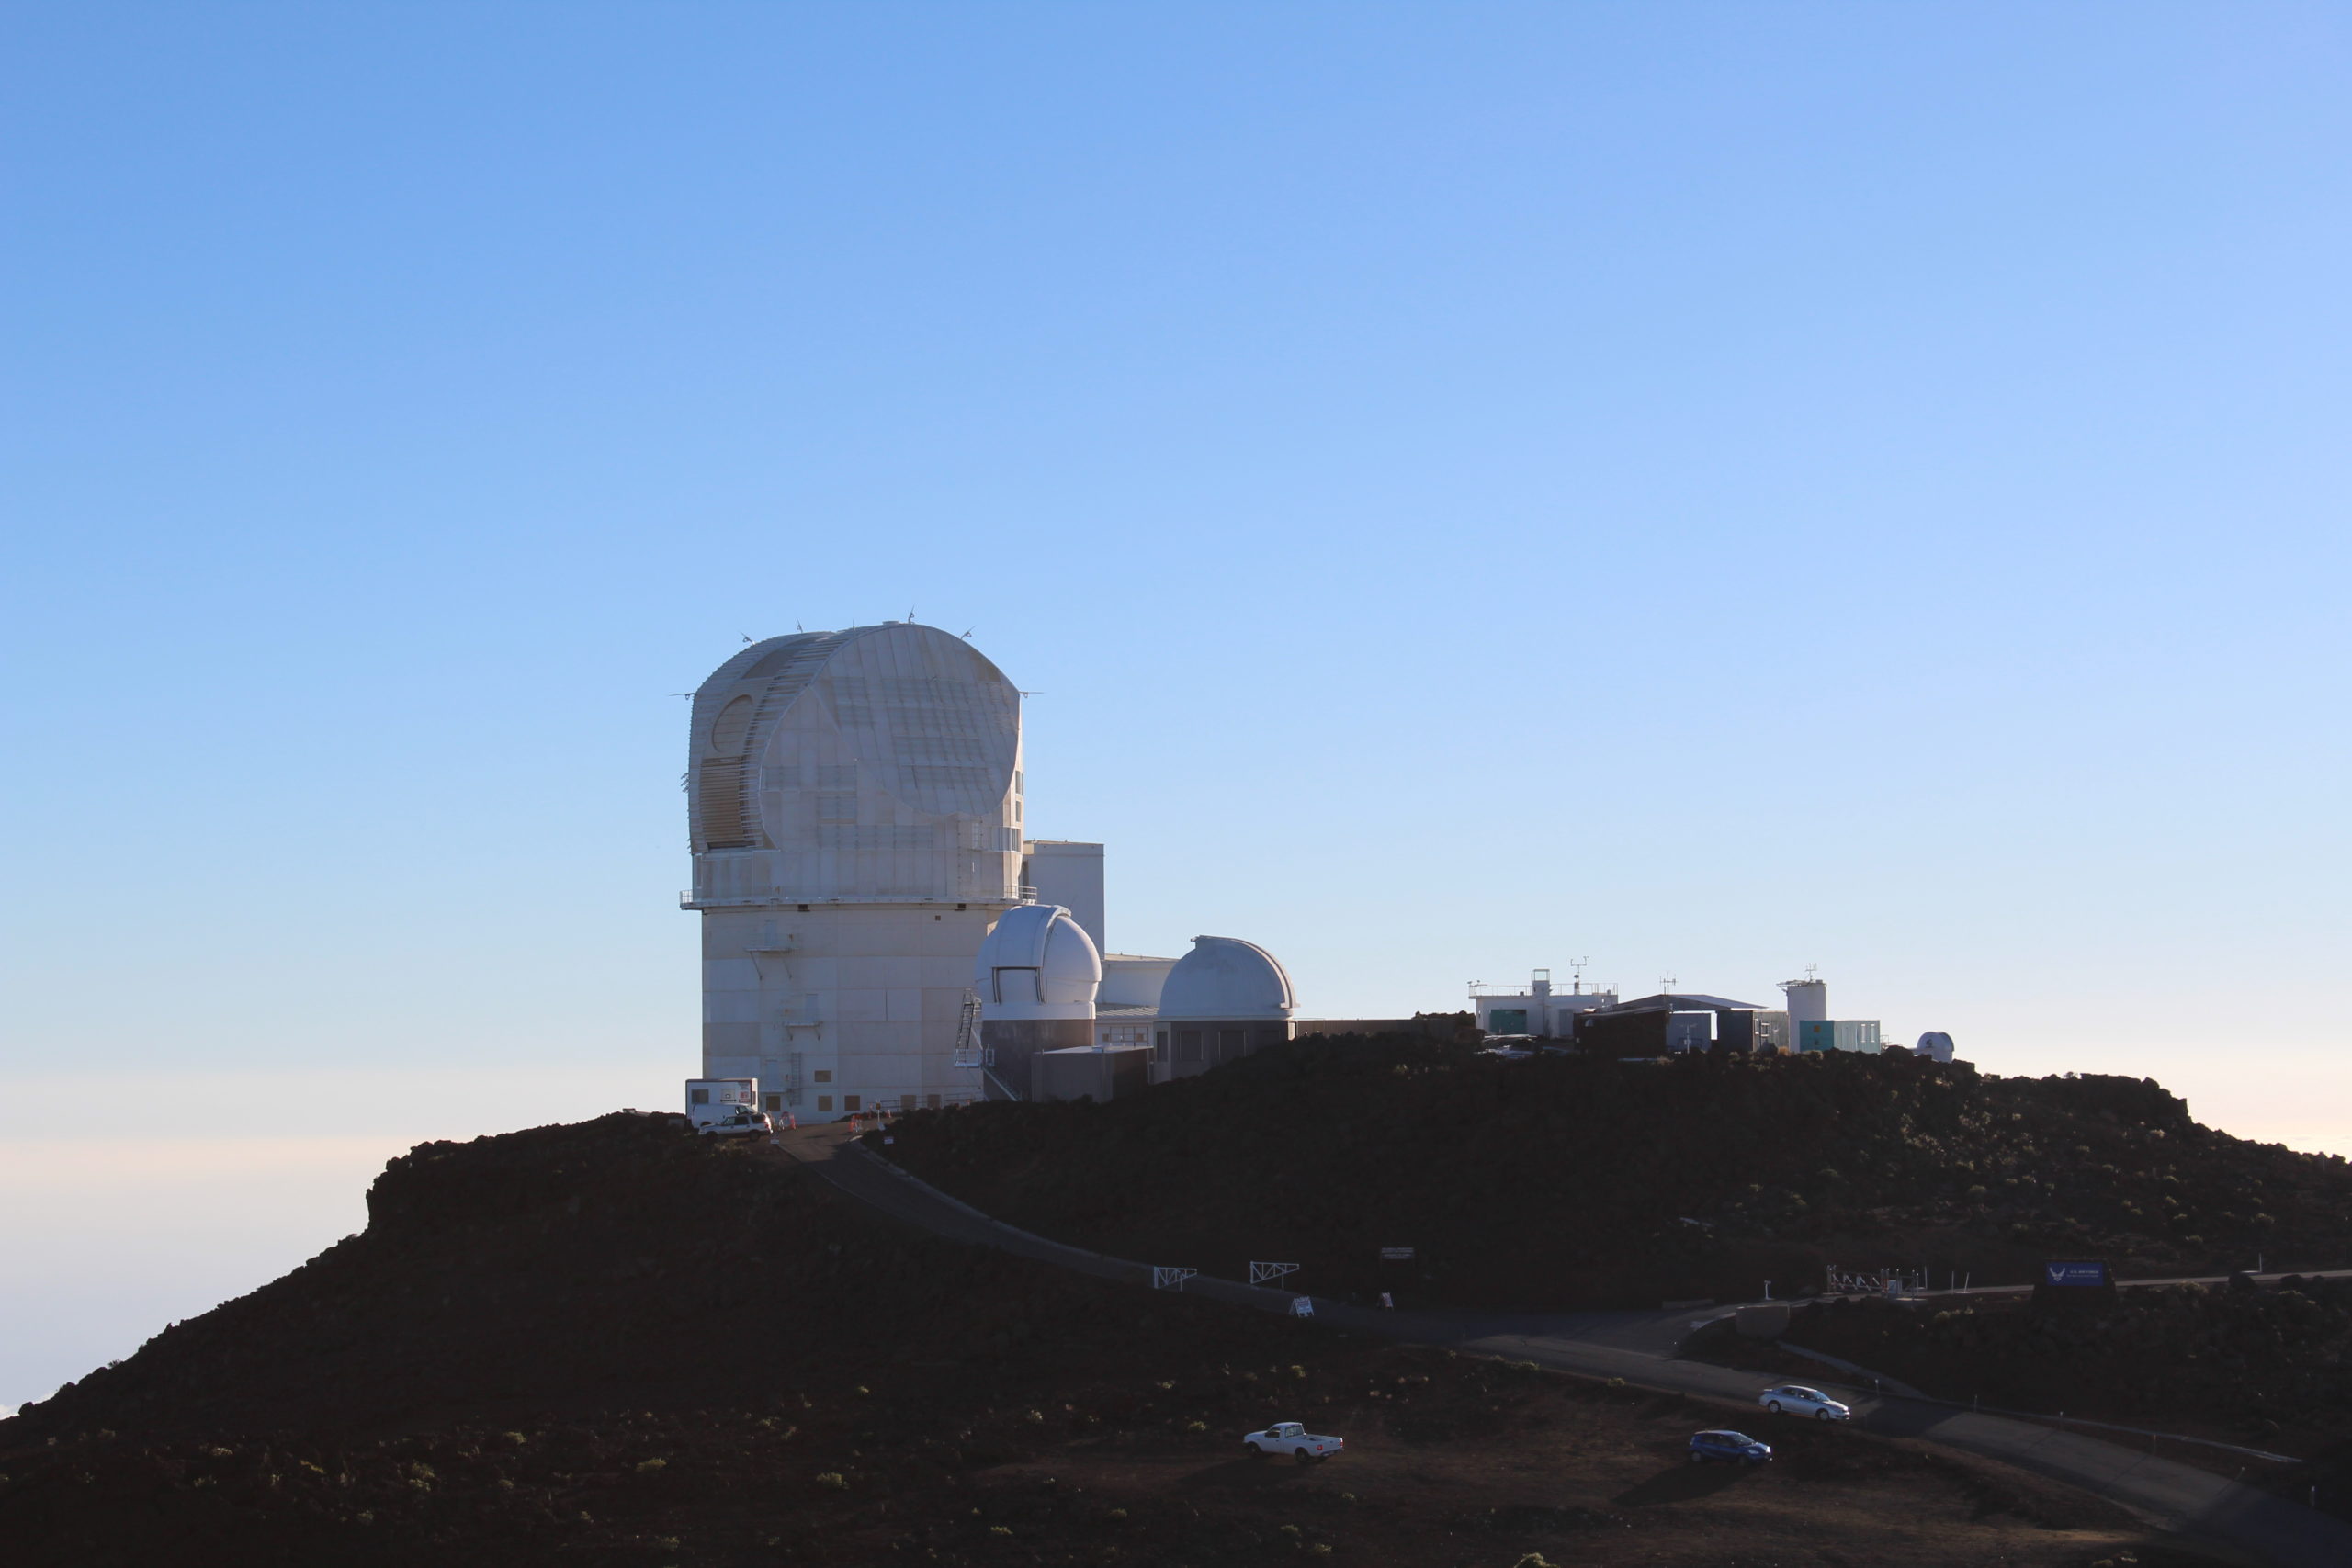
[1660, 973, 1677, 996]
[1568, 956, 1590, 995]
[960, 626, 975, 639]
[796, 621, 804, 631]
[741, 633, 754, 643]
[907, 604, 917, 623]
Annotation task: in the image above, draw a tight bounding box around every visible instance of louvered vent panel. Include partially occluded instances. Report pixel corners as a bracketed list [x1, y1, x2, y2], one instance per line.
[699, 758, 753, 849]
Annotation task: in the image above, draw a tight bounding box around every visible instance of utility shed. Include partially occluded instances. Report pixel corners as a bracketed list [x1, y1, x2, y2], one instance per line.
[1032, 1045, 1149, 1103]
[1577, 992, 1769, 1055]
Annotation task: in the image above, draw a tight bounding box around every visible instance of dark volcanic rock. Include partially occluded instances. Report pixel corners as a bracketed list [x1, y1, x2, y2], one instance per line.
[881, 1039, 2352, 1307]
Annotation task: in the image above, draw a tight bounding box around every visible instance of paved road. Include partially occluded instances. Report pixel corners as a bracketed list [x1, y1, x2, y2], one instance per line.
[765, 1124, 2352, 1568]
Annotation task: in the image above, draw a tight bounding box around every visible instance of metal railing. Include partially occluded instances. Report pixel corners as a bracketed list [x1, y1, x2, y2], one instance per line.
[682, 890, 1019, 909]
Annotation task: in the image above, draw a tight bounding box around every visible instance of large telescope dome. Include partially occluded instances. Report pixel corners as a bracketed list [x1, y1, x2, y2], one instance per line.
[685, 622, 1023, 906]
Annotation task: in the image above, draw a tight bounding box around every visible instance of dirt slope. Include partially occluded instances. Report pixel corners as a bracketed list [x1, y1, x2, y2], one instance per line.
[0, 1113, 2230, 1567]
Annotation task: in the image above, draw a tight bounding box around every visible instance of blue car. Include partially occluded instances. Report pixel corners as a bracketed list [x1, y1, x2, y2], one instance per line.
[1689, 1428, 1773, 1466]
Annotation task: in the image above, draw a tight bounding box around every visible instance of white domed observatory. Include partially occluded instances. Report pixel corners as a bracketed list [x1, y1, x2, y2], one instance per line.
[1153, 935, 1295, 1082]
[684, 623, 1025, 1117]
[970, 901, 1101, 1100]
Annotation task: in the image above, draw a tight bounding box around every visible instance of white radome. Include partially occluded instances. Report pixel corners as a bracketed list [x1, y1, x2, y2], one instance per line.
[974, 903, 1102, 1021]
[1158, 935, 1296, 1021]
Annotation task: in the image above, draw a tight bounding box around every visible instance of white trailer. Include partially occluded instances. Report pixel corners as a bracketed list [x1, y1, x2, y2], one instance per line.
[684, 1077, 761, 1131]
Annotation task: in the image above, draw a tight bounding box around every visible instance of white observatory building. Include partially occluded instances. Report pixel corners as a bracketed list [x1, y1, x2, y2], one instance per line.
[684, 623, 1027, 1117]
[684, 621, 1306, 1115]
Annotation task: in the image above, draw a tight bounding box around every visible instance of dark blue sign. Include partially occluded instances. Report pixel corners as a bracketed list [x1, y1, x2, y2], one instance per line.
[2042, 1260, 2109, 1288]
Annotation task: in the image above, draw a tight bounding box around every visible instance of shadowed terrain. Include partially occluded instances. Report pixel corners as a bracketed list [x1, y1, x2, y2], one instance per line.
[883, 1038, 2352, 1307]
[0, 1114, 2236, 1566]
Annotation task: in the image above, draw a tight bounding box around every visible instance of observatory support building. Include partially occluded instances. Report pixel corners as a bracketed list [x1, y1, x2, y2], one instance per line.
[684, 624, 1025, 1117]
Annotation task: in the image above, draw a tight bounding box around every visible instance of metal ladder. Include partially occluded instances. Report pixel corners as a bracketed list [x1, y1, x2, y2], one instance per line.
[952, 988, 983, 1068]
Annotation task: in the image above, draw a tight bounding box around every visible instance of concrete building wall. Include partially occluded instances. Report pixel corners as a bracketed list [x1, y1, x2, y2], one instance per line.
[702, 903, 1001, 1114]
[1022, 840, 1104, 953]
[1099, 955, 1173, 1008]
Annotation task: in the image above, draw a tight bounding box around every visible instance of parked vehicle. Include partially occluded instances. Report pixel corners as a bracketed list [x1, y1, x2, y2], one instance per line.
[695, 1105, 774, 1137]
[685, 1077, 768, 1135]
[1688, 1429, 1772, 1465]
[1245, 1421, 1345, 1463]
[1758, 1384, 1851, 1421]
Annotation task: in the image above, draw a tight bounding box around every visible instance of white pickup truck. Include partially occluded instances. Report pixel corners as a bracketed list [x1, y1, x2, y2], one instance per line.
[1244, 1422, 1345, 1463]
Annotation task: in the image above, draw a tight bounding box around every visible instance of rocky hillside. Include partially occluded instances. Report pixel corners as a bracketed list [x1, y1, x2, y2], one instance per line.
[0, 1111, 2222, 1568]
[882, 1037, 2352, 1307]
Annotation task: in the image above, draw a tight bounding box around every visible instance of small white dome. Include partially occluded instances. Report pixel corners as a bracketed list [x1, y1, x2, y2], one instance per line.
[975, 904, 1101, 1021]
[1157, 935, 1295, 1021]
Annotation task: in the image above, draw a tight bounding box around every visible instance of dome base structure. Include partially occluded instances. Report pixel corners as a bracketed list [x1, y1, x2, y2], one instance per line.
[1152, 1018, 1295, 1082]
[978, 1018, 1098, 1100]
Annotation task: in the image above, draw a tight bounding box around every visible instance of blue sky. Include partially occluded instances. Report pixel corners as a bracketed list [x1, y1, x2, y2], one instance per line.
[4, 2, 2349, 1402]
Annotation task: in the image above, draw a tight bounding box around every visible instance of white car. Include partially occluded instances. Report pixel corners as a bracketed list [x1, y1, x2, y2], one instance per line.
[695, 1106, 775, 1137]
[1245, 1421, 1346, 1463]
[1758, 1383, 1851, 1421]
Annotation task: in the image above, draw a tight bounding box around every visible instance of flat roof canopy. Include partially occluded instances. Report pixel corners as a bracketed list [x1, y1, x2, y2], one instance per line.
[1596, 992, 1766, 1015]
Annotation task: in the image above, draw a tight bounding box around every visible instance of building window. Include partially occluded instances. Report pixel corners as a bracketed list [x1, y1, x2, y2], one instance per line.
[816, 1095, 833, 1112]
[843, 1094, 862, 1112]
[900, 1094, 917, 1111]
[689, 1088, 710, 1105]
[763, 1094, 780, 1111]
[814, 1069, 832, 1083]
[925, 1093, 941, 1110]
